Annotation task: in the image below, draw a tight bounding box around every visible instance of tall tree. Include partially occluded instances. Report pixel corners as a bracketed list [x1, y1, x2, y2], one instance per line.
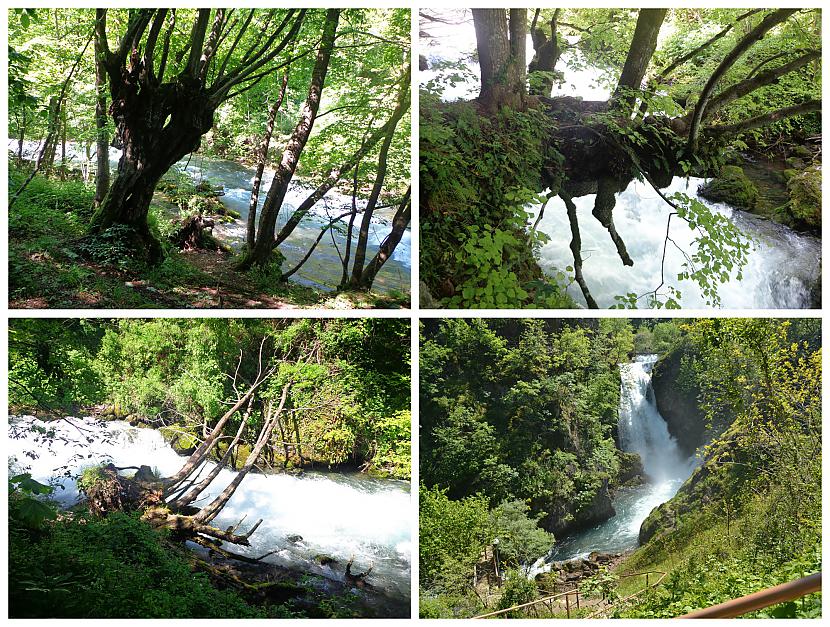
[246, 69, 290, 248]
[238, 9, 340, 270]
[89, 8, 306, 261]
[611, 9, 667, 114]
[473, 9, 527, 111]
[93, 9, 110, 207]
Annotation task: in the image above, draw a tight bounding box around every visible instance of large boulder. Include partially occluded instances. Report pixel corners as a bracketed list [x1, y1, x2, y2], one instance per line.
[698, 165, 759, 210]
[787, 163, 821, 229]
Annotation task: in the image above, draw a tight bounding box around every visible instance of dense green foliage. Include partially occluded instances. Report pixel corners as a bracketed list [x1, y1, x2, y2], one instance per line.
[9, 318, 410, 477]
[8, 8, 410, 307]
[419, 97, 573, 308]
[419, 318, 636, 616]
[419, 8, 821, 308]
[9, 472, 271, 618]
[420, 317, 820, 618]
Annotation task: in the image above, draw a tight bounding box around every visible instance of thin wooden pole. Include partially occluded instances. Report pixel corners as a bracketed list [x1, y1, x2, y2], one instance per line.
[565, 591, 570, 618]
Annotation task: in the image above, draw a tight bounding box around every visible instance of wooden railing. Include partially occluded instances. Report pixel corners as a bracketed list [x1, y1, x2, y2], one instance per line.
[584, 570, 667, 618]
[679, 572, 821, 618]
[472, 570, 820, 619]
[472, 570, 665, 619]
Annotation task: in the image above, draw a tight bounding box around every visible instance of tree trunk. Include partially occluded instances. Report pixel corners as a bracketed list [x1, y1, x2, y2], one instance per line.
[17, 109, 25, 162]
[529, 9, 561, 97]
[473, 9, 527, 111]
[247, 69, 289, 248]
[272, 64, 410, 249]
[239, 9, 340, 270]
[348, 123, 395, 288]
[194, 383, 291, 524]
[59, 108, 67, 180]
[94, 9, 110, 207]
[359, 186, 411, 289]
[612, 9, 667, 114]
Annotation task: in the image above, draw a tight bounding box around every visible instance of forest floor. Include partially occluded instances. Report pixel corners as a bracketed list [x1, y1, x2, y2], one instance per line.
[8, 166, 409, 309]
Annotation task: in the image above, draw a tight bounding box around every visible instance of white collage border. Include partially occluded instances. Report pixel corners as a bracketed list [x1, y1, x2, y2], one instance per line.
[0, 2, 827, 624]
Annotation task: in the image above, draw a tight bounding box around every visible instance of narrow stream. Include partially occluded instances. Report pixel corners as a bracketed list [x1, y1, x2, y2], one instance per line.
[530, 355, 695, 572]
[10, 141, 411, 294]
[8, 416, 411, 606]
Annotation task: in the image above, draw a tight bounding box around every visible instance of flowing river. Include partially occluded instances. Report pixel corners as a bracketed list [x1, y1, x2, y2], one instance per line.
[8, 416, 411, 609]
[10, 141, 411, 294]
[531, 178, 821, 309]
[531, 355, 695, 571]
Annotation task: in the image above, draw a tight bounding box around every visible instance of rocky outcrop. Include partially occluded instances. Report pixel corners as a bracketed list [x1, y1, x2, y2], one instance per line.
[534, 552, 623, 588]
[543, 479, 615, 536]
[614, 451, 644, 487]
[651, 345, 706, 458]
[787, 163, 821, 229]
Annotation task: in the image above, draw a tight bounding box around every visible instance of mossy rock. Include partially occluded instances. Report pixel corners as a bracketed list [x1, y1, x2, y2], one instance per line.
[791, 144, 813, 159]
[787, 164, 821, 228]
[782, 168, 799, 182]
[159, 425, 199, 455]
[698, 165, 759, 210]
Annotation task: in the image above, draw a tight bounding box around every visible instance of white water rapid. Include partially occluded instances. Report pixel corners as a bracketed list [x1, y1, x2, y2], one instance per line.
[529, 355, 695, 573]
[8, 416, 411, 604]
[531, 178, 820, 309]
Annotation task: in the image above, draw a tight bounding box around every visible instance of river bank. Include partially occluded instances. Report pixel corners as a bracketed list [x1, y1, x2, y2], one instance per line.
[8, 162, 409, 309]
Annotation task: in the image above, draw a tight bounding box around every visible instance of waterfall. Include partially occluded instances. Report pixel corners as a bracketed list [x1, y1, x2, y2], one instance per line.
[618, 355, 695, 481]
[528, 355, 697, 570]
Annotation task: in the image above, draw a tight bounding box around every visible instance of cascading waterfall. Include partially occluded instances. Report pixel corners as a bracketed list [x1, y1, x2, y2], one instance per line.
[528, 354, 695, 574]
[618, 355, 695, 482]
[8, 416, 411, 604]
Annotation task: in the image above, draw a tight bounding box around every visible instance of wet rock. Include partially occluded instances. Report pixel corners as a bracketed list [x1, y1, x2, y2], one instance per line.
[315, 554, 338, 566]
[286, 534, 304, 544]
[651, 345, 707, 457]
[698, 165, 759, 210]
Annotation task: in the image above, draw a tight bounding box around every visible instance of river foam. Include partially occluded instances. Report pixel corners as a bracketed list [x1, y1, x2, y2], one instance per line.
[8, 416, 411, 600]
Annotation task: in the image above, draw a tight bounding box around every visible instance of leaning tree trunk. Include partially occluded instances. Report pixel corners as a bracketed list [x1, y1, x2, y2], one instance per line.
[194, 383, 291, 524]
[247, 69, 289, 248]
[687, 8, 799, 153]
[272, 64, 411, 250]
[358, 186, 411, 289]
[239, 9, 340, 270]
[93, 9, 110, 207]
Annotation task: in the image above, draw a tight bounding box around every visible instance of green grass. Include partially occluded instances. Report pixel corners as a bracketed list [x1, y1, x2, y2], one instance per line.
[8, 166, 409, 309]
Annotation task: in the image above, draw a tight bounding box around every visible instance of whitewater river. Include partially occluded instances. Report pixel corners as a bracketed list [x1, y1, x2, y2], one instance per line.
[10, 141, 411, 294]
[530, 355, 696, 571]
[531, 178, 820, 309]
[8, 416, 411, 607]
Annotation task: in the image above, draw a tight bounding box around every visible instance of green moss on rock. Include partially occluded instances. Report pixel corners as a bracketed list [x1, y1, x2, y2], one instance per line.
[787, 163, 821, 228]
[698, 165, 759, 210]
